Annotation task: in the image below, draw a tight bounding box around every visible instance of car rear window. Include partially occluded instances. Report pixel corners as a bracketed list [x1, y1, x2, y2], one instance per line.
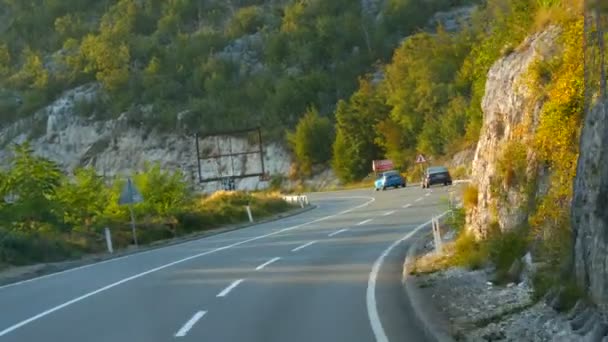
[427, 167, 449, 174]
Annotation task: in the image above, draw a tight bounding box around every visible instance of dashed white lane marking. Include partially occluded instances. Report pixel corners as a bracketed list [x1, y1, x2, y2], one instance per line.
[255, 257, 281, 271]
[0, 196, 376, 337]
[382, 211, 395, 216]
[425, 193, 431, 197]
[415, 198, 423, 202]
[357, 219, 373, 226]
[175, 311, 207, 337]
[328, 228, 349, 237]
[402, 204, 412, 209]
[217, 279, 244, 297]
[291, 241, 317, 252]
[366, 210, 450, 342]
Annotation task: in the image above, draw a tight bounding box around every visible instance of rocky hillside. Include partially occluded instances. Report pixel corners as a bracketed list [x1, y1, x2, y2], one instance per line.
[464, 0, 589, 304]
[0, 84, 291, 192]
[466, 27, 562, 237]
[573, 99, 608, 309]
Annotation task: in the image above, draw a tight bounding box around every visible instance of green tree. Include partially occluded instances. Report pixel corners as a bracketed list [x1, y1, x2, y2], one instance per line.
[287, 107, 333, 176]
[332, 78, 389, 182]
[0, 142, 63, 230]
[133, 164, 189, 230]
[54, 14, 87, 40]
[9, 47, 49, 90]
[80, 35, 131, 92]
[0, 44, 10, 77]
[55, 168, 109, 233]
[227, 6, 264, 37]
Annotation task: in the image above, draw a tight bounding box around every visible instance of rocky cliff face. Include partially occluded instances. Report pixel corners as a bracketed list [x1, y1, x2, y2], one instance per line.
[0, 84, 291, 192]
[572, 99, 608, 309]
[467, 28, 561, 237]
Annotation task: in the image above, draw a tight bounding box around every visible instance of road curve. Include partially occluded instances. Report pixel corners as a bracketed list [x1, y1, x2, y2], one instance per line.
[0, 185, 452, 342]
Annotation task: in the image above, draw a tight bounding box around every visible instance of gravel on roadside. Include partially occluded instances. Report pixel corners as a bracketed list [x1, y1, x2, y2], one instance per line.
[409, 232, 596, 342]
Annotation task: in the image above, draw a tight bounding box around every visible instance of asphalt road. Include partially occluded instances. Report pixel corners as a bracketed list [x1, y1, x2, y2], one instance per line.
[0, 185, 454, 342]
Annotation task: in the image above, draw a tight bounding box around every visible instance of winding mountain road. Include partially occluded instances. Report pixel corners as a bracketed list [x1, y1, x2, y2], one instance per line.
[0, 185, 453, 342]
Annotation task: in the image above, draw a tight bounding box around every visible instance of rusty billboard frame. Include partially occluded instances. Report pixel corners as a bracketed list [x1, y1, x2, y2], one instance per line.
[195, 127, 267, 184]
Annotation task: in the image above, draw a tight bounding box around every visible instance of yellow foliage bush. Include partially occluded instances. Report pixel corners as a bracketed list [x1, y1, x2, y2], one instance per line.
[463, 185, 478, 209]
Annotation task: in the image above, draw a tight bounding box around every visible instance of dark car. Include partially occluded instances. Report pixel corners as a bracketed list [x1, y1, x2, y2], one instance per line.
[422, 166, 452, 188]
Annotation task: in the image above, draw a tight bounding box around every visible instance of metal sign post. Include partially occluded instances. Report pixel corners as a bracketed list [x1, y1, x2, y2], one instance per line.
[118, 178, 144, 248]
[128, 205, 138, 247]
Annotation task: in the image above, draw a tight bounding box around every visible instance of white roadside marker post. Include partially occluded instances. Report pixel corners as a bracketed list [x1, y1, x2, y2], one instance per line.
[246, 205, 254, 223]
[432, 218, 443, 254]
[104, 227, 113, 254]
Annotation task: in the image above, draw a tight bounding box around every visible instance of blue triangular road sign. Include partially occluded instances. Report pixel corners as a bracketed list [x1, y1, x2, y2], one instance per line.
[119, 178, 144, 205]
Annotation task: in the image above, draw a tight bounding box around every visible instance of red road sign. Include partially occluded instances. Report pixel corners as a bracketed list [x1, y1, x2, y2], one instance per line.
[372, 159, 394, 172]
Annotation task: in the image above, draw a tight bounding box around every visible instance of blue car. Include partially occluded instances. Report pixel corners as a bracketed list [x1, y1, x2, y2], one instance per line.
[375, 170, 406, 191]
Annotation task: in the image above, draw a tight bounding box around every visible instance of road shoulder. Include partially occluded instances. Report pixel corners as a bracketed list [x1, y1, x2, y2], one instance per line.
[402, 230, 456, 342]
[0, 205, 316, 288]
[403, 228, 591, 341]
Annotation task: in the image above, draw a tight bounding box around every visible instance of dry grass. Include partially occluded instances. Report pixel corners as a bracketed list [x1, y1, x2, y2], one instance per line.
[534, 0, 582, 30]
[463, 184, 479, 209]
[408, 243, 455, 275]
[452, 231, 488, 270]
[450, 165, 469, 180]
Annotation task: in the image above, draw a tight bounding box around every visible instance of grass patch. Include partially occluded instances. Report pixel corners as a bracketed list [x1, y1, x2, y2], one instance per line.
[450, 165, 469, 180]
[178, 191, 294, 232]
[487, 227, 529, 283]
[409, 245, 455, 275]
[452, 231, 488, 270]
[450, 223, 528, 280]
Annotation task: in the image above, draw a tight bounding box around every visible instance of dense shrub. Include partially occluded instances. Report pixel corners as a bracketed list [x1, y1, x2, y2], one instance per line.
[287, 107, 334, 177]
[463, 185, 478, 209]
[452, 231, 487, 270]
[0, 144, 293, 267]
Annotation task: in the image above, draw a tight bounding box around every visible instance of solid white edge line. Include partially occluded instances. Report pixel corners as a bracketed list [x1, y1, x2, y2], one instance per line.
[357, 219, 373, 226]
[291, 241, 317, 252]
[328, 228, 349, 237]
[217, 279, 245, 298]
[0, 196, 376, 337]
[255, 257, 281, 271]
[366, 210, 449, 342]
[175, 311, 207, 337]
[0, 195, 376, 292]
